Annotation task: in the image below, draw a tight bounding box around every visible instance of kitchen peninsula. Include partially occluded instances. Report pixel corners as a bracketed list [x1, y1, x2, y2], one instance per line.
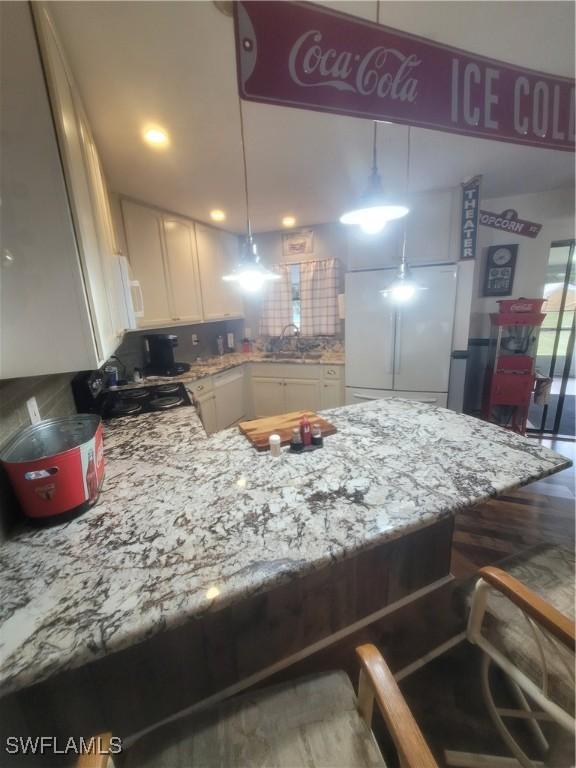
[0, 399, 570, 739]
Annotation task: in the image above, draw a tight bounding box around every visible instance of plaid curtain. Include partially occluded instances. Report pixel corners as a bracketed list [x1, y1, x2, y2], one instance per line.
[300, 258, 339, 336]
[259, 264, 292, 336]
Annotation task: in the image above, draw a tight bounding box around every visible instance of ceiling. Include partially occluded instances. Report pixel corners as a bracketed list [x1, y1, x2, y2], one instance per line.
[51, 1, 575, 234]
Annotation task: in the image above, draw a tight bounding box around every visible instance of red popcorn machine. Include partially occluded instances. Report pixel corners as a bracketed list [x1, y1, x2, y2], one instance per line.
[482, 298, 546, 434]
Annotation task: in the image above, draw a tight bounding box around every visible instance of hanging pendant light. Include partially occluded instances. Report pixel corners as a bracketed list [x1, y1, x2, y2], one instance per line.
[340, 122, 409, 235]
[380, 127, 424, 303]
[222, 99, 280, 292]
[339, 0, 409, 235]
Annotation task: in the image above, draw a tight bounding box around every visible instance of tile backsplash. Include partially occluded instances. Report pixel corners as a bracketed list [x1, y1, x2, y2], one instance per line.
[0, 373, 76, 538]
[109, 319, 246, 377]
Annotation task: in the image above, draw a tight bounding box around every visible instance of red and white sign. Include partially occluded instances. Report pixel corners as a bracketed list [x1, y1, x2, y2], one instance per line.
[480, 209, 543, 238]
[234, 2, 574, 152]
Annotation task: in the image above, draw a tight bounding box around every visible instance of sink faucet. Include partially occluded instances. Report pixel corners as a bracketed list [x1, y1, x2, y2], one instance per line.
[270, 324, 300, 355]
[279, 324, 300, 342]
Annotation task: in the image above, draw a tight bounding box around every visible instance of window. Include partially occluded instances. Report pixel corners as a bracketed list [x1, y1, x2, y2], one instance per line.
[290, 264, 301, 330]
[259, 258, 339, 337]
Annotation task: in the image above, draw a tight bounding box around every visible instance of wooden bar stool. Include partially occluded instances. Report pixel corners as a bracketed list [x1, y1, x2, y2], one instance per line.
[447, 544, 575, 768]
[77, 644, 438, 768]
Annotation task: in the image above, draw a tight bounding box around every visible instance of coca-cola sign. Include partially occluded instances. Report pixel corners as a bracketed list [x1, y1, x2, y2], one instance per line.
[235, 2, 574, 152]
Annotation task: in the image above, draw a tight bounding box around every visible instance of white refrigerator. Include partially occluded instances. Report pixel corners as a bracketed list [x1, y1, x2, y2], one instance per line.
[345, 264, 457, 408]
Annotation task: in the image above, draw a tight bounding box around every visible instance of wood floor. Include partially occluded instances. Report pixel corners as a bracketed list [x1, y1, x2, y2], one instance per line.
[451, 438, 575, 579]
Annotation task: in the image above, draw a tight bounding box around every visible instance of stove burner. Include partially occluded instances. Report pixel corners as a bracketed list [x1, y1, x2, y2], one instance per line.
[110, 399, 143, 416]
[149, 395, 183, 411]
[122, 388, 149, 399]
[154, 383, 180, 395]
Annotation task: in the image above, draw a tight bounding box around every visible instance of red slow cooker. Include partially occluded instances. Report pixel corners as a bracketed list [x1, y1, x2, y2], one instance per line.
[0, 415, 105, 522]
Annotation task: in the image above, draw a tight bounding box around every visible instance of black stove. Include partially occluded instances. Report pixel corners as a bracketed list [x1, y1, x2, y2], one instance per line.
[104, 384, 191, 418]
[72, 372, 192, 419]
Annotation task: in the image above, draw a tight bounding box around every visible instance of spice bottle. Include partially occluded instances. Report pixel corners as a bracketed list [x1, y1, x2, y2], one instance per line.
[311, 423, 323, 447]
[269, 433, 282, 458]
[290, 428, 303, 452]
[300, 416, 312, 446]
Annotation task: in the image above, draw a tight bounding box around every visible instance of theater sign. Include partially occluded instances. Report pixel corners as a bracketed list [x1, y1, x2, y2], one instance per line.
[234, 1, 574, 152]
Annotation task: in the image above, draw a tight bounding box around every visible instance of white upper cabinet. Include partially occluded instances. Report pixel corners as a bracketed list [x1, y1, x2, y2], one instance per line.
[162, 216, 203, 323]
[33, 4, 127, 363]
[122, 202, 244, 329]
[0, 2, 127, 378]
[122, 201, 172, 327]
[195, 223, 244, 321]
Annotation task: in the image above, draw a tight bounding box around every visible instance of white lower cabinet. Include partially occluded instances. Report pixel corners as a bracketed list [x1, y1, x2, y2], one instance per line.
[249, 364, 342, 419]
[251, 377, 285, 418]
[214, 369, 245, 431]
[190, 364, 345, 433]
[321, 381, 343, 410]
[197, 393, 218, 436]
[284, 378, 321, 412]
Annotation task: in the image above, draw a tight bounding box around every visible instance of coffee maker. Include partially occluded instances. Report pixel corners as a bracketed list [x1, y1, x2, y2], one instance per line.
[145, 334, 191, 377]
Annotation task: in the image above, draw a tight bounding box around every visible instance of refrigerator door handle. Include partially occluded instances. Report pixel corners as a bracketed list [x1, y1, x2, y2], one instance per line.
[394, 311, 402, 375]
[387, 308, 395, 374]
[353, 394, 380, 401]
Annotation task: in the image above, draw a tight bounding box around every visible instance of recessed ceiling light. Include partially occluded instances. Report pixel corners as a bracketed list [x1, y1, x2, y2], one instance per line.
[282, 216, 296, 228]
[143, 126, 170, 148]
[210, 209, 226, 222]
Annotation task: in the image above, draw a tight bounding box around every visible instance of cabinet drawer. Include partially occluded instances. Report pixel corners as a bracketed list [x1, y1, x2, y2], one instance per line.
[213, 367, 244, 387]
[345, 387, 447, 408]
[250, 363, 321, 379]
[322, 365, 342, 381]
[186, 377, 214, 398]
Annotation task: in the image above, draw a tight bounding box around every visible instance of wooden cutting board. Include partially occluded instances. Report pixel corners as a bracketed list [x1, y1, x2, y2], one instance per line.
[238, 410, 337, 452]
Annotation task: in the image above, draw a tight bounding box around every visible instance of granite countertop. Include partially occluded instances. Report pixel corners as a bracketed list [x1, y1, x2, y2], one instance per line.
[0, 399, 570, 696]
[109, 351, 345, 391]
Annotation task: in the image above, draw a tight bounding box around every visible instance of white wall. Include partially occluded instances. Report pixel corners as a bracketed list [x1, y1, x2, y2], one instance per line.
[470, 187, 575, 337]
[246, 187, 474, 349]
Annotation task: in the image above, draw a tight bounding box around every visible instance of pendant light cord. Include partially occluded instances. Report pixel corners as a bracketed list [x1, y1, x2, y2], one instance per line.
[238, 97, 252, 240]
[401, 127, 411, 266]
[371, 0, 381, 176]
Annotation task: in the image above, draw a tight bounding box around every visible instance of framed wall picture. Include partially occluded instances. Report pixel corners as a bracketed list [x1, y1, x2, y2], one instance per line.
[282, 229, 314, 257]
[482, 244, 518, 297]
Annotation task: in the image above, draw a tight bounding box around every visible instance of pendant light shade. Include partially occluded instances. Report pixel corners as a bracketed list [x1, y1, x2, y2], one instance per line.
[380, 259, 420, 303]
[222, 235, 280, 293]
[340, 123, 409, 235]
[222, 98, 279, 291]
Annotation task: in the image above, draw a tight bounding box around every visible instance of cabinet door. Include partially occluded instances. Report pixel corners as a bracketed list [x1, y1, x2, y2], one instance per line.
[345, 270, 395, 390]
[321, 381, 343, 410]
[0, 2, 98, 377]
[394, 265, 457, 393]
[162, 217, 203, 323]
[284, 378, 321, 413]
[77, 108, 131, 345]
[122, 200, 171, 327]
[195, 223, 244, 320]
[35, 6, 115, 363]
[214, 370, 245, 431]
[197, 393, 218, 435]
[251, 377, 285, 418]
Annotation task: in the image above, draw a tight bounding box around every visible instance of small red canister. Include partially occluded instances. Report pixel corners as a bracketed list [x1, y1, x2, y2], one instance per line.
[0, 415, 105, 523]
